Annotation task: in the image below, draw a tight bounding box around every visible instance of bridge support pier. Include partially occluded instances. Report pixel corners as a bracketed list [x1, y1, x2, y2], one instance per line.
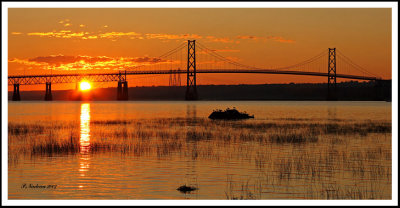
[117, 81, 129, 100]
[123, 81, 128, 100]
[45, 82, 52, 101]
[12, 84, 21, 101]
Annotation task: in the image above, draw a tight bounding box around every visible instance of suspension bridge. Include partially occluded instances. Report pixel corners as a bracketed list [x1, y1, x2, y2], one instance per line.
[8, 40, 390, 101]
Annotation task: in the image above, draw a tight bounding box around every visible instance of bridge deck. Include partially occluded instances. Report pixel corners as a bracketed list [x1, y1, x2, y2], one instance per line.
[8, 69, 385, 85]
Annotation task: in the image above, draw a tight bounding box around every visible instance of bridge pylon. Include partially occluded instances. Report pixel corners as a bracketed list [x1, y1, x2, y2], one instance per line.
[327, 48, 337, 100]
[12, 83, 21, 101]
[44, 82, 52, 101]
[117, 71, 129, 100]
[185, 40, 198, 100]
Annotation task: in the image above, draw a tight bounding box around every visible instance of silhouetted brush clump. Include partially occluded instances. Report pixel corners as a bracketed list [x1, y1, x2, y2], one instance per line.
[177, 185, 198, 193]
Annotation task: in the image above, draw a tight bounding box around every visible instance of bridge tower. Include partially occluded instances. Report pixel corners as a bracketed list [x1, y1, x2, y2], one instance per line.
[327, 48, 337, 100]
[185, 40, 198, 100]
[45, 82, 52, 101]
[12, 83, 21, 101]
[117, 70, 129, 100]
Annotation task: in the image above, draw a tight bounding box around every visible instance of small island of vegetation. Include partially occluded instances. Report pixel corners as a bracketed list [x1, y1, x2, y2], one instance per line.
[208, 108, 254, 120]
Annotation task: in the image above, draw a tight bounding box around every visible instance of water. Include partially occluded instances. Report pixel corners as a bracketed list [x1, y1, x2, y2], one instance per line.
[8, 101, 392, 199]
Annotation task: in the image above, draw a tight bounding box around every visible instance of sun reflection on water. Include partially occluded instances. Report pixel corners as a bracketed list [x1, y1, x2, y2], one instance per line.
[79, 103, 91, 183]
[80, 103, 91, 153]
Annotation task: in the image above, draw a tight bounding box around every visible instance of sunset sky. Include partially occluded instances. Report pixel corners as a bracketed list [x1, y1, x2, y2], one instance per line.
[7, 8, 392, 90]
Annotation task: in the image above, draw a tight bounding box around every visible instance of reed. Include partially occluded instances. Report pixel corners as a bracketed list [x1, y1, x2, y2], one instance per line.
[269, 133, 318, 144]
[8, 123, 45, 135]
[31, 133, 80, 155]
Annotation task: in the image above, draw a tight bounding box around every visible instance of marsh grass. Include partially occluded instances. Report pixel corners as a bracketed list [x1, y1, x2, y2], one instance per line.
[8, 123, 45, 135]
[8, 117, 392, 199]
[91, 120, 131, 125]
[31, 133, 80, 155]
[225, 176, 263, 200]
[269, 133, 318, 144]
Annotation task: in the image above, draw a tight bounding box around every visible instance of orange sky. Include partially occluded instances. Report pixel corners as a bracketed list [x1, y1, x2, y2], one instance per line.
[7, 8, 392, 91]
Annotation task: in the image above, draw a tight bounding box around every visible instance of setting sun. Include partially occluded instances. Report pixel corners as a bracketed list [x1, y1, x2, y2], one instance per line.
[79, 81, 92, 91]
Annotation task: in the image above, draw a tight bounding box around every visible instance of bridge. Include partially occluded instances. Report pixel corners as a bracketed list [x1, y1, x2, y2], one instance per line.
[8, 40, 390, 101]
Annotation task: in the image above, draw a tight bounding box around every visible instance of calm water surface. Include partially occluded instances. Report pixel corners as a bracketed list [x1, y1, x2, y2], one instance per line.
[8, 101, 392, 199]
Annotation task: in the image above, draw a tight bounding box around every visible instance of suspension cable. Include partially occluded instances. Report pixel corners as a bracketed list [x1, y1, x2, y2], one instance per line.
[336, 50, 379, 77]
[198, 41, 328, 72]
[125, 42, 187, 71]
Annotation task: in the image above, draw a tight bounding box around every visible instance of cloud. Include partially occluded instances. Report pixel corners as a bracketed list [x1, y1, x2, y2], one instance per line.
[24, 23, 297, 45]
[8, 58, 44, 66]
[236, 35, 262, 40]
[206, 36, 236, 43]
[26, 29, 142, 40]
[126, 57, 168, 64]
[27, 30, 85, 38]
[9, 55, 172, 71]
[267, 36, 295, 43]
[18, 19, 293, 46]
[58, 19, 71, 26]
[145, 33, 202, 40]
[99, 32, 141, 39]
[236, 35, 295, 43]
[28, 55, 113, 66]
[27, 32, 54, 37]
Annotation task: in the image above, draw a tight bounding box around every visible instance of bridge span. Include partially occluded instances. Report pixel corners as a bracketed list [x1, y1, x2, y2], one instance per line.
[8, 40, 390, 101]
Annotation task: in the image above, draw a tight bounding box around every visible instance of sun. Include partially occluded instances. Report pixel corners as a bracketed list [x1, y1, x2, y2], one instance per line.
[79, 81, 92, 91]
